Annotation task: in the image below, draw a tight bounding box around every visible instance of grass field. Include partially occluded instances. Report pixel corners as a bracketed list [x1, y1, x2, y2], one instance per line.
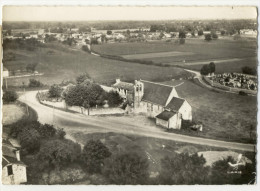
[3, 42, 191, 87]
[163, 79, 257, 143]
[92, 38, 257, 73]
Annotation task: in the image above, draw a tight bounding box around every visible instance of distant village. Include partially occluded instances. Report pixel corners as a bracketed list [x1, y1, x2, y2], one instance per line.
[3, 25, 258, 46]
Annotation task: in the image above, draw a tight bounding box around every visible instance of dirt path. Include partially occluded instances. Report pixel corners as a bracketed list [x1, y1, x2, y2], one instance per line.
[18, 91, 255, 152]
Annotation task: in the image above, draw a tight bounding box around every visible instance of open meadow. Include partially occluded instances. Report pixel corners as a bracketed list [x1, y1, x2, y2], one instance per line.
[3, 42, 191, 87]
[92, 37, 257, 73]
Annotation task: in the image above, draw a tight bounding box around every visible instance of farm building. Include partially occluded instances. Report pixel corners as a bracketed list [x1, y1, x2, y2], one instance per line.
[112, 79, 192, 129]
[2, 133, 27, 185]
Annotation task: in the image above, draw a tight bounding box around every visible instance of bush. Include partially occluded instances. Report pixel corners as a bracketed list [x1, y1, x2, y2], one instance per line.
[239, 91, 248, 96]
[37, 139, 81, 170]
[18, 127, 41, 154]
[81, 140, 111, 173]
[103, 152, 149, 184]
[158, 153, 210, 185]
[49, 84, 63, 98]
[28, 79, 42, 87]
[3, 90, 18, 103]
[241, 66, 257, 75]
[204, 34, 212, 41]
[82, 45, 90, 53]
[37, 124, 57, 138]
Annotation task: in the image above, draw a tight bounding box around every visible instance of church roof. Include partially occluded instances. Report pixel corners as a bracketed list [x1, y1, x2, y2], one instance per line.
[166, 97, 185, 111]
[141, 80, 174, 106]
[156, 110, 176, 121]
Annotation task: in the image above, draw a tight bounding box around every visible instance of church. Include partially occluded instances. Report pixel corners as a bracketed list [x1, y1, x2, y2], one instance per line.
[112, 79, 192, 129]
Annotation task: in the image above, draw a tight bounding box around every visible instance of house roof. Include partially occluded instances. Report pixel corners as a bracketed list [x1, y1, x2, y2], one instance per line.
[112, 81, 134, 91]
[141, 80, 174, 106]
[156, 110, 176, 121]
[2, 145, 26, 168]
[166, 97, 185, 111]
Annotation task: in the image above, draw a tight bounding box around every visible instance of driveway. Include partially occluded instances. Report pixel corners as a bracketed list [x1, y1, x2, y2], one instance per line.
[18, 91, 255, 152]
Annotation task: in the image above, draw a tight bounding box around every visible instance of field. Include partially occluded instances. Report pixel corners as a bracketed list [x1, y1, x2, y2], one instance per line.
[163, 79, 257, 143]
[92, 38, 257, 73]
[3, 42, 191, 87]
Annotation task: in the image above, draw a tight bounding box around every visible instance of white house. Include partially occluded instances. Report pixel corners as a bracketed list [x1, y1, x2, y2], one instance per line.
[3, 67, 9, 78]
[2, 137, 27, 185]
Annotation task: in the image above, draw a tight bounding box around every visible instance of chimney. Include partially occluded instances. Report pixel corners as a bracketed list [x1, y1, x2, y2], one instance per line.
[16, 150, 20, 161]
[116, 79, 120, 83]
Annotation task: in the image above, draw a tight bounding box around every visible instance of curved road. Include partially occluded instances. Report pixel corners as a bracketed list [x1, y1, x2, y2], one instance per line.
[19, 91, 255, 152]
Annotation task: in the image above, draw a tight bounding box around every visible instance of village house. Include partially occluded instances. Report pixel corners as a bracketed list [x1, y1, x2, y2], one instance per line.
[3, 67, 9, 78]
[112, 79, 192, 129]
[2, 133, 27, 185]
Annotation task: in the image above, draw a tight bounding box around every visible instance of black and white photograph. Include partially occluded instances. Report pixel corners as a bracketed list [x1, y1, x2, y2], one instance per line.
[0, 4, 258, 187]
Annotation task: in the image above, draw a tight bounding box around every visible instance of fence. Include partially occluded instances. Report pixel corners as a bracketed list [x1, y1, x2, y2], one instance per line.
[203, 76, 257, 95]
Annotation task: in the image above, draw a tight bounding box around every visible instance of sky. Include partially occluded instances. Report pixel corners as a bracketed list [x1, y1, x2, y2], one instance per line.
[2, 6, 258, 21]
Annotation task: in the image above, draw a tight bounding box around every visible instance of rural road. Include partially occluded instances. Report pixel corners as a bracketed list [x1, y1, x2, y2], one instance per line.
[19, 91, 255, 152]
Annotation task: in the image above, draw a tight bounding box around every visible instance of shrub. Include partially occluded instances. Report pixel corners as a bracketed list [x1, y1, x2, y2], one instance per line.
[204, 34, 212, 41]
[55, 128, 66, 139]
[241, 66, 257, 75]
[103, 152, 149, 184]
[3, 90, 18, 103]
[37, 139, 81, 170]
[82, 45, 90, 53]
[28, 79, 42, 87]
[158, 153, 210, 185]
[18, 127, 41, 154]
[81, 140, 111, 173]
[37, 124, 57, 138]
[49, 84, 63, 98]
[239, 91, 248, 96]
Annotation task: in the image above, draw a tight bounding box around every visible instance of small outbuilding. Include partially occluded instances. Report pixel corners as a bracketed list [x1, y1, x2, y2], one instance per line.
[155, 110, 182, 129]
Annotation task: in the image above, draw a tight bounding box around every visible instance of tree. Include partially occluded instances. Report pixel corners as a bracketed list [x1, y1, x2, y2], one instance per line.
[221, 30, 226, 36]
[76, 73, 90, 84]
[200, 64, 210, 75]
[103, 152, 149, 184]
[208, 62, 216, 74]
[204, 34, 212, 41]
[107, 30, 112, 35]
[241, 66, 257, 75]
[49, 84, 63, 98]
[158, 153, 210, 185]
[159, 32, 164, 39]
[28, 79, 42, 87]
[3, 90, 18, 103]
[210, 156, 238, 184]
[81, 140, 111, 173]
[18, 127, 41, 154]
[26, 62, 38, 72]
[37, 124, 57, 138]
[178, 31, 186, 39]
[81, 45, 90, 53]
[179, 38, 185, 45]
[37, 139, 81, 170]
[64, 81, 104, 108]
[105, 91, 123, 107]
[198, 30, 204, 36]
